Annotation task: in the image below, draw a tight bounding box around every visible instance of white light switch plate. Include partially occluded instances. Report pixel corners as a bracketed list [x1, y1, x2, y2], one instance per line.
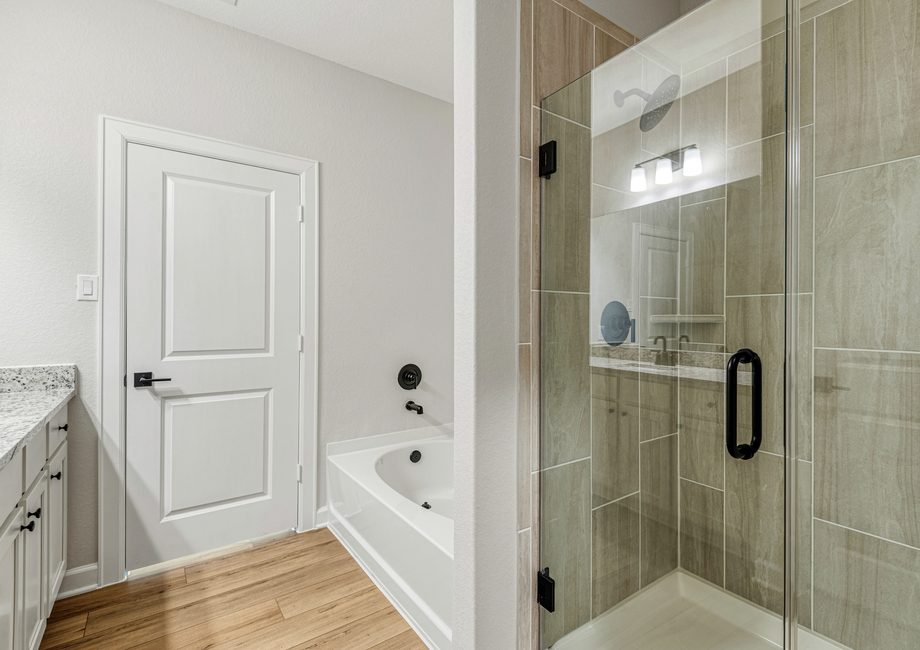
[77, 275, 98, 301]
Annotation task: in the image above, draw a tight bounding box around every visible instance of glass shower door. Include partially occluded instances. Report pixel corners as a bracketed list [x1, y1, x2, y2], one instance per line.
[537, 0, 795, 647]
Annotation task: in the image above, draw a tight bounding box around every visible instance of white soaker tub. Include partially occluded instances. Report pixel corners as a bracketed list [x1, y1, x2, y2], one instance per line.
[327, 426, 453, 650]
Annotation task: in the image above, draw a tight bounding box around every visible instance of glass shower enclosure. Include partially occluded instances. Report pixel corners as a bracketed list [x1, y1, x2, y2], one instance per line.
[537, 0, 920, 647]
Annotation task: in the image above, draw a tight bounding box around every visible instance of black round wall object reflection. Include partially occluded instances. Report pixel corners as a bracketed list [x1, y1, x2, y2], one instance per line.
[600, 301, 632, 347]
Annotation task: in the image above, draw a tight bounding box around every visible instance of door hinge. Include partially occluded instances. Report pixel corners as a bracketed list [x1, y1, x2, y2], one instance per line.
[537, 567, 555, 612]
[299, 205, 305, 223]
[297, 464, 303, 483]
[124, 374, 127, 388]
[299, 335, 304, 352]
[539, 141, 557, 179]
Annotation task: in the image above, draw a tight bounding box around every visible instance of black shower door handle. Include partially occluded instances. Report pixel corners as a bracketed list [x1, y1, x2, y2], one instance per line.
[726, 348, 762, 460]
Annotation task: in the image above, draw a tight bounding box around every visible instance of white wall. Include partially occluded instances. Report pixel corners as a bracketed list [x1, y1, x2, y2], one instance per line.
[452, 0, 519, 647]
[0, 0, 453, 570]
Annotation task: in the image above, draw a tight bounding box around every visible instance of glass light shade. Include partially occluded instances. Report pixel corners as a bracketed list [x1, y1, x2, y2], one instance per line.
[684, 146, 702, 176]
[655, 158, 673, 185]
[630, 165, 647, 192]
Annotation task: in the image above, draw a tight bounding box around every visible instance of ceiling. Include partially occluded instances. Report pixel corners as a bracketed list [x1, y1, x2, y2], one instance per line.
[156, 0, 454, 103]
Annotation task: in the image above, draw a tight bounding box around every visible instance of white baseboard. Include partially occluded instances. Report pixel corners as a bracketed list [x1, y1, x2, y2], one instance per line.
[314, 505, 329, 528]
[57, 563, 99, 600]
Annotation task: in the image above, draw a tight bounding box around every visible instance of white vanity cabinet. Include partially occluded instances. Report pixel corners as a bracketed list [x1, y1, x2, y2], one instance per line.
[19, 470, 47, 650]
[0, 401, 68, 650]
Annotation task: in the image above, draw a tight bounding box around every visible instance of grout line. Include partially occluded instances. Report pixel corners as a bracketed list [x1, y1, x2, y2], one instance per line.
[640, 431, 678, 444]
[542, 107, 591, 130]
[725, 293, 785, 299]
[813, 346, 920, 355]
[591, 490, 641, 512]
[541, 455, 591, 472]
[541, 289, 590, 295]
[814, 151, 920, 180]
[814, 518, 920, 553]
[727, 131, 784, 151]
[680, 476, 725, 492]
[679, 196, 726, 209]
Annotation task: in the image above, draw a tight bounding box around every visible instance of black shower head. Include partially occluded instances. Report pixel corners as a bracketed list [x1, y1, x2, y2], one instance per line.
[613, 74, 681, 133]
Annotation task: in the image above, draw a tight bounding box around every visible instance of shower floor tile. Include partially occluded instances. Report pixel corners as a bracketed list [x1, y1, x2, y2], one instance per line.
[551, 571, 844, 650]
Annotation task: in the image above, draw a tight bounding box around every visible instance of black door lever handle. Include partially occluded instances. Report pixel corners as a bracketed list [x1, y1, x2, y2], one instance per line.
[134, 372, 172, 388]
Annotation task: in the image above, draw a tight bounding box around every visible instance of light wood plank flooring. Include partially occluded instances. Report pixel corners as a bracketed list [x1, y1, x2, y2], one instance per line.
[41, 528, 427, 650]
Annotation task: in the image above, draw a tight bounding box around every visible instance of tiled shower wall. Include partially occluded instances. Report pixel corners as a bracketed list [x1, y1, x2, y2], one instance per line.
[805, 0, 920, 646]
[523, 0, 920, 647]
[517, 1, 637, 648]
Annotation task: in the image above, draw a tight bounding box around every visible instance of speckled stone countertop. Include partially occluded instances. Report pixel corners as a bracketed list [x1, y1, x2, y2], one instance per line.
[0, 365, 76, 471]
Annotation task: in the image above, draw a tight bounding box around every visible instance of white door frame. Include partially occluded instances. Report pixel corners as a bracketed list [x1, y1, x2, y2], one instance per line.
[98, 117, 319, 587]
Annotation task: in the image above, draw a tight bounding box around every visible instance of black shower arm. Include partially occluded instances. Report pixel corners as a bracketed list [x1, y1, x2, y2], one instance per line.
[616, 87, 652, 103]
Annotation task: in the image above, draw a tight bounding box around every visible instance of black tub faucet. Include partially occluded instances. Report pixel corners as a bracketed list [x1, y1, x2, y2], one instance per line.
[406, 401, 424, 415]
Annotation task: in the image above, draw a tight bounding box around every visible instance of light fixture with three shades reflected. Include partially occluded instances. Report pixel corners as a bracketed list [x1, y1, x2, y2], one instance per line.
[630, 144, 702, 192]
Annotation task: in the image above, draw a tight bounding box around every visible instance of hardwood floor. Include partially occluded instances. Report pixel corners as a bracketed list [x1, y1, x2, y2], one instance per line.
[41, 528, 427, 650]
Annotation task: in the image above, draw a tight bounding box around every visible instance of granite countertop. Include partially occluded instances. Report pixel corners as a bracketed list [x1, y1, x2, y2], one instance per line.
[0, 365, 76, 472]
[589, 346, 753, 385]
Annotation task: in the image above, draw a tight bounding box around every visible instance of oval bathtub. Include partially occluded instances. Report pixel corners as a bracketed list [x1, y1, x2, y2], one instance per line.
[326, 428, 453, 650]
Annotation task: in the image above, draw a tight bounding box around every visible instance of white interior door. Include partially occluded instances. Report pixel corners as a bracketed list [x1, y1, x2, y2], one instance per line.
[125, 143, 302, 570]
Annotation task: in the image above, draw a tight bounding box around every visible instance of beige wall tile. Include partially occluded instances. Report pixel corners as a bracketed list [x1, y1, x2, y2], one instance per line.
[726, 295, 785, 456]
[681, 60, 728, 199]
[641, 58, 682, 159]
[814, 349, 920, 548]
[542, 458, 592, 646]
[554, 0, 638, 46]
[680, 479, 725, 587]
[519, 530, 533, 650]
[814, 157, 920, 351]
[801, 20, 815, 128]
[726, 134, 785, 296]
[543, 292, 591, 467]
[640, 371, 677, 441]
[519, 345, 533, 531]
[592, 368, 639, 507]
[796, 460, 812, 630]
[725, 450, 784, 614]
[544, 73, 591, 126]
[679, 199, 725, 317]
[593, 120, 642, 195]
[799, 126, 814, 293]
[796, 293, 813, 462]
[533, 107, 542, 291]
[520, 158, 533, 344]
[542, 113, 591, 293]
[531, 289, 542, 471]
[521, 0, 533, 159]
[679, 378, 725, 489]
[727, 33, 786, 149]
[534, 0, 594, 104]
[592, 494, 641, 617]
[814, 520, 920, 648]
[595, 29, 629, 67]
[814, 0, 920, 175]
[640, 434, 679, 586]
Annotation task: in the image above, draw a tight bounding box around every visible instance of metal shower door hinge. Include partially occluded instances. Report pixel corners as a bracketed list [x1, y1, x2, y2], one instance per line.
[537, 567, 555, 612]
[539, 141, 557, 179]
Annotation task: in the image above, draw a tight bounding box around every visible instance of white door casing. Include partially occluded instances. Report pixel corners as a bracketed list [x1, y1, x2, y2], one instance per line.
[100, 119, 318, 584]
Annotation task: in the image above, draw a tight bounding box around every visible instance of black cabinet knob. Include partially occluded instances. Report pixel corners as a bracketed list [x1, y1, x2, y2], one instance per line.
[21, 521, 35, 532]
[28, 508, 41, 519]
[51, 471, 62, 481]
[57, 424, 68, 431]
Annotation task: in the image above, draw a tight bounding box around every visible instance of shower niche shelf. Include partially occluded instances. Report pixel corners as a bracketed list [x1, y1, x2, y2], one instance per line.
[648, 314, 725, 324]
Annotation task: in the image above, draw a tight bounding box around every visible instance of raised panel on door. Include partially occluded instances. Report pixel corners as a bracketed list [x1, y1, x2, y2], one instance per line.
[126, 143, 302, 570]
[0, 509, 24, 650]
[45, 442, 66, 612]
[19, 475, 46, 650]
